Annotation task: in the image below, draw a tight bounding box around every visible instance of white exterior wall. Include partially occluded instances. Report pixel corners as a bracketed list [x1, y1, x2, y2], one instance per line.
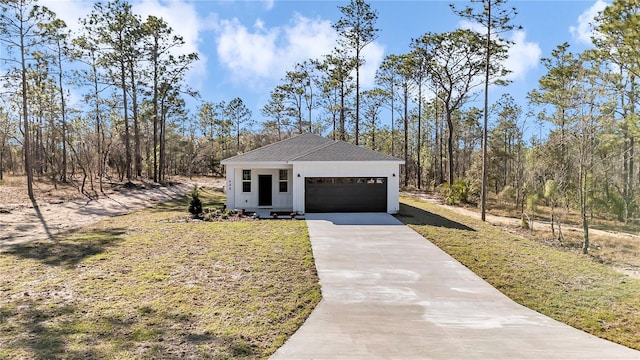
[225, 165, 236, 209]
[291, 161, 401, 214]
[226, 164, 293, 211]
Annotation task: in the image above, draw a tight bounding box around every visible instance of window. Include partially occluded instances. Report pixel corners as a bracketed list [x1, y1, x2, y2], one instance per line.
[279, 181, 288, 192]
[279, 170, 288, 192]
[242, 170, 251, 192]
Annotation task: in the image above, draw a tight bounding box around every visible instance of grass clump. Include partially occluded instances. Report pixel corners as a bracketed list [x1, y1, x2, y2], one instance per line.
[397, 196, 640, 351]
[0, 187, 320, 359]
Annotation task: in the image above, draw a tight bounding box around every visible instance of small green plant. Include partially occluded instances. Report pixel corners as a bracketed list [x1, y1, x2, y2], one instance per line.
[498, 185, 516, 204]
[188, 185, 203, 218]
[441, 178, 478, 205]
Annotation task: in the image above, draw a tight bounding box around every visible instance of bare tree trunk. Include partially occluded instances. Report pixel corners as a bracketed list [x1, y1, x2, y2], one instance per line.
[121, 61, 131, 181]
[480, 0, 491, 222]
[417, 83, 422, 190]
[446, 110, 454, 186]
[339, 82, 346, 141]
[403, 88, 408, 188]
[130, 61, 141, 178]
[21, 30, 35, 201]
[56, 37, 68, 183]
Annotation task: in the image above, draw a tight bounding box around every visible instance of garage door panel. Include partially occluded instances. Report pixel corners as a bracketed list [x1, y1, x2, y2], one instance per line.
[305, 177, 387, 213]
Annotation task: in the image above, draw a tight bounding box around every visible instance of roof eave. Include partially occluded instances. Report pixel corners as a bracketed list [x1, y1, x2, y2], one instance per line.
[221, 160, 290, 166]
[289, 160, 405, 165]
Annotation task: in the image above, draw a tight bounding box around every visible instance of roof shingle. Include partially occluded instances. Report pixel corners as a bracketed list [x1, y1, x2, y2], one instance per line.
[221, 133, 403, 163]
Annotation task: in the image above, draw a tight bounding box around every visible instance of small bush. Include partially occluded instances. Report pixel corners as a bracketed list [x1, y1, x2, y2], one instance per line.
[440, 178, 478, 205]
[188, 185, 203, 217]
[498, 185, 516, 204]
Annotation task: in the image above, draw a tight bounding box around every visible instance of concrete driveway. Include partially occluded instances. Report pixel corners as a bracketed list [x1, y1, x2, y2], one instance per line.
[271, 213, 639, 359]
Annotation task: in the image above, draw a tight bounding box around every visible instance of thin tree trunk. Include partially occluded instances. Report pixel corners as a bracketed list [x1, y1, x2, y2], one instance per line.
[480, 0, 491, 222]
[152, 39, 159, 182]
[446, 110, 454, 186]
[417, 83, 422, 190]
[130, 60, 141, 178]
[390, 82, 395, 157]
[56, 37, 67, 183]
[403, 87, 409, 187]
[340, 82, 346, 141]
[355, 50, 360, 145]
[121, 60, 131, 181]
[20, 25, 34, 201]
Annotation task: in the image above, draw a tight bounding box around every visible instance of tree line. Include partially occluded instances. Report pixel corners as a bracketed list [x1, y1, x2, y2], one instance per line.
[2, 0, 639, 253]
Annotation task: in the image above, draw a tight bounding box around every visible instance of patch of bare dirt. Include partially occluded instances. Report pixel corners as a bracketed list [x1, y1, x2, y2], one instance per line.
[0, 175, 224, 247]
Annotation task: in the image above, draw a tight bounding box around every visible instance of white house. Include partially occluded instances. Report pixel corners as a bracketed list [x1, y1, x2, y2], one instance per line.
[221, 133, 404, 214]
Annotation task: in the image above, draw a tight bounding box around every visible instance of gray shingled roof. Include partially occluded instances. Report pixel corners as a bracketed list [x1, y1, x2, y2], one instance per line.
[221, 133, 403, 163]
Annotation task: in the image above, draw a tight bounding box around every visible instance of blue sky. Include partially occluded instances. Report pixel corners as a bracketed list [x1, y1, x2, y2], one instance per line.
[44, 0, 609, 135]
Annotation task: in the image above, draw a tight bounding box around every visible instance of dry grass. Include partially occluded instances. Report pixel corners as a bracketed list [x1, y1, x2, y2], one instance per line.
[0, 187, 320, 359]
[397, 196, 640, 351]
[485, 197, 640, 278]
[488, 195, 640, 236]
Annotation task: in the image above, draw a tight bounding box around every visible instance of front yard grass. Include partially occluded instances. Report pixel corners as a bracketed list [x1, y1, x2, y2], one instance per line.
[0, 188, 320, 359]
[398, 196, 640, 351]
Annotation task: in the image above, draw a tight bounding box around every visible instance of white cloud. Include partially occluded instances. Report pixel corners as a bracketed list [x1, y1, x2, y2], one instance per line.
[458, 19, 483, 33]
[42, 0, 210, 91]
[215, 14, 335, 87]
[284, 14, 338, 64]
[41, 0, 93, 34]
[457, 19, 541, 82]
[505, 30, 541, 81]
[360, 42, 385, 88]
[216, 18, 279, 80]
[132, 0, 207, 87]
[262, 0, 274, 11]
[133, 0, 201, 55]
[214, 13, 384, 90]
[570, 0, 609, 45]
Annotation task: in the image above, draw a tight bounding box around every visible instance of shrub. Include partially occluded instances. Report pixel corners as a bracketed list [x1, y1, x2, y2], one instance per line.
[441, 178, 478, 205]
[188, 185, 203, 217]
[498, 185, 516, 204]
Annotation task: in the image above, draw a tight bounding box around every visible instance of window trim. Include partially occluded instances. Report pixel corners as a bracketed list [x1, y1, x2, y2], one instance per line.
[242, 170, 251, 192]
[278, 170, 288, 193]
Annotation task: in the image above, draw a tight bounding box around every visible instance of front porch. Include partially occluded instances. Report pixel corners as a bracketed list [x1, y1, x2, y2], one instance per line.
[224, 165, 294, 213]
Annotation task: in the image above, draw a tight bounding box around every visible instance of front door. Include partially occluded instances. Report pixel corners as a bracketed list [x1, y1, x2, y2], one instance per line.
[258, 175, 272, 206]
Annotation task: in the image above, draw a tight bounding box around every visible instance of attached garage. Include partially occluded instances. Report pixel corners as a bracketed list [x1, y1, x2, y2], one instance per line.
[222, 133, 404, 214]
[305, 177, 387, 213]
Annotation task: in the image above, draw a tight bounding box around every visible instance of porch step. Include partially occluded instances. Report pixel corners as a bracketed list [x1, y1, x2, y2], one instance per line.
[253, 209, 304, 220]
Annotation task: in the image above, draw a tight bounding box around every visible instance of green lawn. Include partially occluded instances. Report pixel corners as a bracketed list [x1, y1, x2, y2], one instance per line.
[0, 188, 320, 359]
[397, 196, 640, 351]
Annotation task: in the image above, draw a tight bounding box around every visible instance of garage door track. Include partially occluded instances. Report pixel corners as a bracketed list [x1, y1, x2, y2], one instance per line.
[271, 213, 639, 359]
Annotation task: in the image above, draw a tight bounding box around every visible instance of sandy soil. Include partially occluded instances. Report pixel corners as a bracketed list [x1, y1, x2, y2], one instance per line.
[0, 176, 223, 248]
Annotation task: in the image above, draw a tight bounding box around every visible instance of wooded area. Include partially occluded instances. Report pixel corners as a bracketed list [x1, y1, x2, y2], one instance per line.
[1, 0, 639, 252]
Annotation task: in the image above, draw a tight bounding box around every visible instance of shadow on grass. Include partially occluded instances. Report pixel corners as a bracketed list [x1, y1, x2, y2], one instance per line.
[1, 300, 108, 360]
[3, 228, 126, 269]
[395, 203, 475, 231]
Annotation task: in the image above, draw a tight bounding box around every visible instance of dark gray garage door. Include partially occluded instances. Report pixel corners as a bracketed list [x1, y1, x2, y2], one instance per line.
[305, 177, 387, 213]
